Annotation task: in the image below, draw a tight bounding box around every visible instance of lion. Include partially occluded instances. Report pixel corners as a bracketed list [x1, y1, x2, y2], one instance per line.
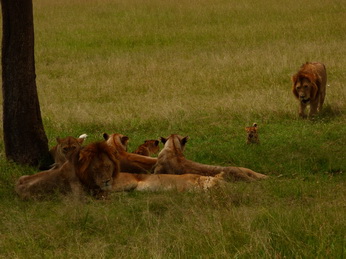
[15, 141, 120, 200]
[153, 134, 268, 182]
[112, 172, 225, 192]
[245, 123, 259, 144]
[103, 133, 157, 174]
[133, 139, 160, 156]
[49, 135, 86, 169]
[292, 62, 327, 118]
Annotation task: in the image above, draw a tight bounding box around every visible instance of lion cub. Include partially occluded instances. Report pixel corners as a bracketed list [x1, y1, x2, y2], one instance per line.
[245, 123, 259, 144]
[133, 140, 160, 156]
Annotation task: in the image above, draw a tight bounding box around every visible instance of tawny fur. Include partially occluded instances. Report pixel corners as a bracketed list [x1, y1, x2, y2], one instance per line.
[133, 140, 160, 156]
[245, 123, 259, 144]
[292, 62, 327, 118]
[103, 133, 157, 174]
[49, 136, 85, 169]
[15, 141, 120, 200]
[112, 172, 225, 192]
[153, 134, 268, 182]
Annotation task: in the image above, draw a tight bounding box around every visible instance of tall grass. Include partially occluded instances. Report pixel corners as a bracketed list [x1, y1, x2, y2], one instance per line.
[0, 0, 345, 258]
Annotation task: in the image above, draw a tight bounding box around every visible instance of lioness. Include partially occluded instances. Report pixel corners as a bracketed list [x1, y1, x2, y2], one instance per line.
[153, 134, 268, 181]
[112, 172, 225, 192]
[49, 135, 86, 169]
[103, 133, 157, 174]
[292, 62, 327, 118]
[245, 123, 259, 144]
[15, 141, 120, 200]
[133, 140, 160, 156]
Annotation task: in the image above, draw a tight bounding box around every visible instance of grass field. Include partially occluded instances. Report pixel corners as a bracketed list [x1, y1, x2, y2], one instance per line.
[1, 0, 345, 258]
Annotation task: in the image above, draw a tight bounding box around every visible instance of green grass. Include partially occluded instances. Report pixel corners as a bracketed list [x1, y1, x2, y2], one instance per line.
[0, 0, 345, 258]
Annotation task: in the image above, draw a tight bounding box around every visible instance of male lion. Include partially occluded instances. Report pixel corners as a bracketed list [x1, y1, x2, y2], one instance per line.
[133, 139, 160, 156]
[153, 134, 268, 182]
[292, 62, 327, 118]
[15, 141, 120, 200]
[103, 133, 157, 173]
[112, 172, 225, 192]
[245, 123, 259, 144]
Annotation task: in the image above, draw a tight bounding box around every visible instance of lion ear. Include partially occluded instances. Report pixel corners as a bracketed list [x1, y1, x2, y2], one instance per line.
[181, 136, 189, 146]
[160, 137, 167, 144]
[121, 136, 129, 146]
[77, 138, 85, 144]
[154, 140, 159, 146]
[56, 137, 61, 144]
[103, 133, 109, 140]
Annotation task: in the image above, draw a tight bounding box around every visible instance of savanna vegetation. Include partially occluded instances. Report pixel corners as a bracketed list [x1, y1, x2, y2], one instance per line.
[0, 0, 345, 258]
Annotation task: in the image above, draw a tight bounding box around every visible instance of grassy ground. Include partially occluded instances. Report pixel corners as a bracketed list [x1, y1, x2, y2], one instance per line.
[0, 0, 345, 258]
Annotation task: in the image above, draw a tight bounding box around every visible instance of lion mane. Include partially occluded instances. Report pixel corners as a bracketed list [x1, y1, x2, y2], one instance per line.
[15, 141, 120, 200]
[291, 62, 327, 118]
[103, 133, 157, 174]
[153, 134, 268, 182]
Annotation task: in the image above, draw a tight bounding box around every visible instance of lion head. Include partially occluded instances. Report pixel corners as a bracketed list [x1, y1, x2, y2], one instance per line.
[160, 134, 189, 155]
[292, 64, 320, 104]
[76, 141, 120, 194]
[103, 133, 129, 152]
[245, 123, 259, 144]
[50, 136, 85, 168]
[134, 139, 160, 156]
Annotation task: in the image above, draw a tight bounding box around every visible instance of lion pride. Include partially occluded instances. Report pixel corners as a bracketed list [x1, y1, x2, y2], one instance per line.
[153, 134, 268, 181]
[103, 133, 157, 173]
[292, 62, 327, 118]
[15, 141, 120, 200]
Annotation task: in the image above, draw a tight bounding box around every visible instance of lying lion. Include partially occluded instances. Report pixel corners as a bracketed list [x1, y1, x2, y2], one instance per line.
[112, 172, 225, 192]
[15, 141, 120, 200]
[292, 62, 327, 118]
[133, 139, 160, 156]
[48, 135, 86, 169]
[153, 134, 268, 182]
[103, 133, 157, 173]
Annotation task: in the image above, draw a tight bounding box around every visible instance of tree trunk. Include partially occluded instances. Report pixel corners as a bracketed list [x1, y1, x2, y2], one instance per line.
[1, 0, 48, 166]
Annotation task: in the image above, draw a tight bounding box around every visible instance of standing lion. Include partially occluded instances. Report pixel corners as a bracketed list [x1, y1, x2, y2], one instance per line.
[291, 62, 327, 118]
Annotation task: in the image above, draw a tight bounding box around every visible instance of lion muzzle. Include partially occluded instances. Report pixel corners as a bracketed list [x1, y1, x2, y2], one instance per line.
[100, 178, 113, 190]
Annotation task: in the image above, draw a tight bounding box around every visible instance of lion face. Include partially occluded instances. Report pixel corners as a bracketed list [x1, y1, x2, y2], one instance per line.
[245, 123, 259, 144]
[103, 133, 129, 152]
[87, 153, 115, 191]
[52, 136, 85, 163]
[77, 141, 120, 194]
[143, 140, 160, 154]
[294, 78, 314, 104]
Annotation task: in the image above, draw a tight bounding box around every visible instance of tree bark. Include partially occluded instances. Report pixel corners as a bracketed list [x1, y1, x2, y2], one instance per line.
[1, 0, 48, 166]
